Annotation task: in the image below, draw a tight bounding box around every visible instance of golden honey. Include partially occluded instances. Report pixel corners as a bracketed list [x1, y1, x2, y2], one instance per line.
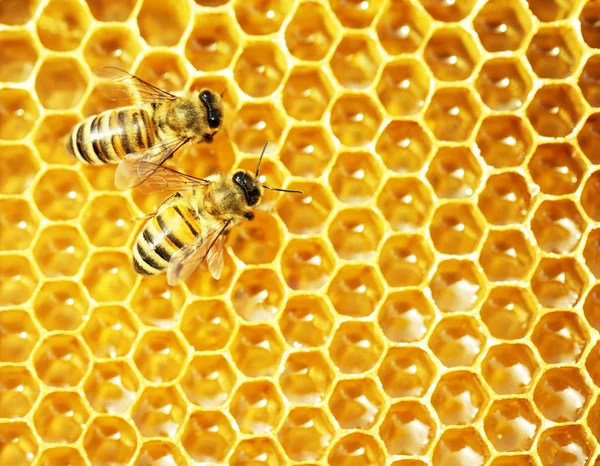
[0, 0, 599, 465]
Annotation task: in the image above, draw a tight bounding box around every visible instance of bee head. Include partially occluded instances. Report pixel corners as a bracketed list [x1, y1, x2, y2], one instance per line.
[199, 90, 223, 130]
[233, 170, 261, 206]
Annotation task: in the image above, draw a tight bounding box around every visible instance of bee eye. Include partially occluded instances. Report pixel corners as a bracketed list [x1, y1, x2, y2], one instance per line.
[200, 90, 211, 99]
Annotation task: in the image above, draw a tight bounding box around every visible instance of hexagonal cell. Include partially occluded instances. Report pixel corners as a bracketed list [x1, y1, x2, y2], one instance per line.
[35, 57, 87, 110]
[234, 41, 287, 98]
[424, 27, 479, 82]
[538, 425, 593, 466]
[330, 93, 383, 147]
[430, 259, 485, 313]
[377, 176, 433, 232]
[532, 258, 587, 309]
[330, 34, 381, 89]
[0, 0, 39, 24]
[82, 195, 135, 248]
[280, 125, 335, 178]
[478, 172, 533, 226]
[583, 170, 600, 222]
[0, 89, 39, 140]
[580, 55, 600, 107]
[430, 203, 485, 255]
[379, 234, 434, 287]
[427, 147, 482, 199]
[231, 102, 287, 153]
[481, 286, 537, 340]
[379, 401, 435, 455]
[277, 181, 333, 235]
[425, 87, 480, 142]
[329, 432, 386, 466]
[0, 310, 38, 363]
[476, 57, 532, 112]
[473, 0, 531, 52]
[329, 378, 385, 429]
[329, 151, 383, 205]
[278, 407, 334, 462]
[533, 145, 587, 198]
[378, 290, 435, 343]
[0, 144, 38, 195]
[279, 350, 334, 404]
[86, 0, 136, 21]
[133, 330, 187, 383]
[528, 0, 577, 22]
[377, 58, 430, 117]
[33, 334, 89, 388]
[180, 354, 236, 408]
[432, 370, 488, 426]
[484, 398, 541, 453]
[281, 238, 336, 290]
[36, 447, 86, 466]
[0, 422, 38, 465]
[329, 321, 384, 374]
[230, 438, 285, 466]
[83, 416, 137, 465]
[82, 251, 136, 302]
[83, 305, 138, 358]
[33, 391, 89, 443]
[0, 30, 38, 82]
[429, 315, 486, 367]
[476, 115, 533, 168]
[181, 300, 233, 352]
[329, 207, 384, 261]
[585, 229, 600, 279]
[532, 199, 587, 255]
[33, 113, 80, 165]
[138, 0, 189, 46]
[481, 343, 540, 395]
[36, 0, 89, 51]
[130, 275, 185, 327]
[532, 311, 589, 364]
[279, 295, 334, 348]
[231, 324, 284, 377]
[379, 346, 436, 398]
[433, 427, 489, 466]
[182, 411, 235, 463]
[376, 0, 430, 54]
[587, 341, 600, 387]
[284, 0, 337, 60]
[0, 199, 38, 252]
[527, 25, 582, 79]
[185, 11, 239, 72]
[421, 0, 476, 21]
[134, 51, 188, 94]
[0, 366, 39, 418]
[534, 367, 591, 423]
[135, 441, 187, 466]
[526, 84, 585, 138]
[579, 113, 600, 165]
[234, 0, 290, 34]
[282, 66, 333, 121]
[327, 264, 384, 318]
[84, 360, 139, 414]
[0, 255, 37, 307]
[584, 284, 600, 331]
[34, 168, 89, 221]
[230, 380, 284, 434]
[84, 25, 142, 75]
[34, 280, 88, 331]
[480, 229, 536, 282]
[376, 120, 433, 173]
[33, 225, 88, 278]
[132, 386, 187, 437]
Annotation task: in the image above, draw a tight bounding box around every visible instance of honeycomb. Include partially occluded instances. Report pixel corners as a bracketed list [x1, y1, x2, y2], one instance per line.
[2, 0, 600, 464]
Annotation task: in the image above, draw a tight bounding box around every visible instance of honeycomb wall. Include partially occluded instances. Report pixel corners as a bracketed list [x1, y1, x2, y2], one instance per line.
[1, 0, 600, 464]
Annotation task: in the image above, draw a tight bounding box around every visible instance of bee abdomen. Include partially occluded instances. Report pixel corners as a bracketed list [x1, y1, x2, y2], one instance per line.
[68, 109, 156, 165]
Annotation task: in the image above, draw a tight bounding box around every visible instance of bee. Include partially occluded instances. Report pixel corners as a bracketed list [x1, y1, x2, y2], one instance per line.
[67, 67, 224, 189]
[132, 141, 302, 286]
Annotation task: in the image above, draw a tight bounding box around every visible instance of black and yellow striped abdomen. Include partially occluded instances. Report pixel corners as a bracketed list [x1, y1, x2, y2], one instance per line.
[68, 108, 157, 165]
[133, 194, 201, 276]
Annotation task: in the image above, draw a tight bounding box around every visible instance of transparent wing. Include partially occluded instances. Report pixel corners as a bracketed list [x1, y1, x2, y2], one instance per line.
[134, 163, 211, 194]
[96, 67, 177, 103]
[114, 138, 189, 190]
[167, 220, 230, 286]
[206, 232, 226, 280]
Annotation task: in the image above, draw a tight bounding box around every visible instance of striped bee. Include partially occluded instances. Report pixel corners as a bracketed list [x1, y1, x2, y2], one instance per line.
[133, 141, 302, 286]
[67, 67, 224, 190]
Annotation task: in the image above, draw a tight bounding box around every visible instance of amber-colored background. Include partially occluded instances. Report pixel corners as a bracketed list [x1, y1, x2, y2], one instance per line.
[1, 0, 600, 464]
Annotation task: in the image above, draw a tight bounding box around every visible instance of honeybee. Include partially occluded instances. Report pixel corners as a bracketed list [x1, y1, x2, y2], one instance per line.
[67, 67, 224, 190]
[133, 141, 302, 286]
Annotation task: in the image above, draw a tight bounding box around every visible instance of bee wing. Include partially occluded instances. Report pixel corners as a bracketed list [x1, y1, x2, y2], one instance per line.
[114, 138, 190, 190]
[96, 67, 177, 103]
[167, 220, 230, 286]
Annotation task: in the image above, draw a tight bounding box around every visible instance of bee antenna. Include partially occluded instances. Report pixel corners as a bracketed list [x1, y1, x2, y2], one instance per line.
[220, 87, 227, 98]
[256, 139, 268, 177]
[263, 185, 303, 194]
